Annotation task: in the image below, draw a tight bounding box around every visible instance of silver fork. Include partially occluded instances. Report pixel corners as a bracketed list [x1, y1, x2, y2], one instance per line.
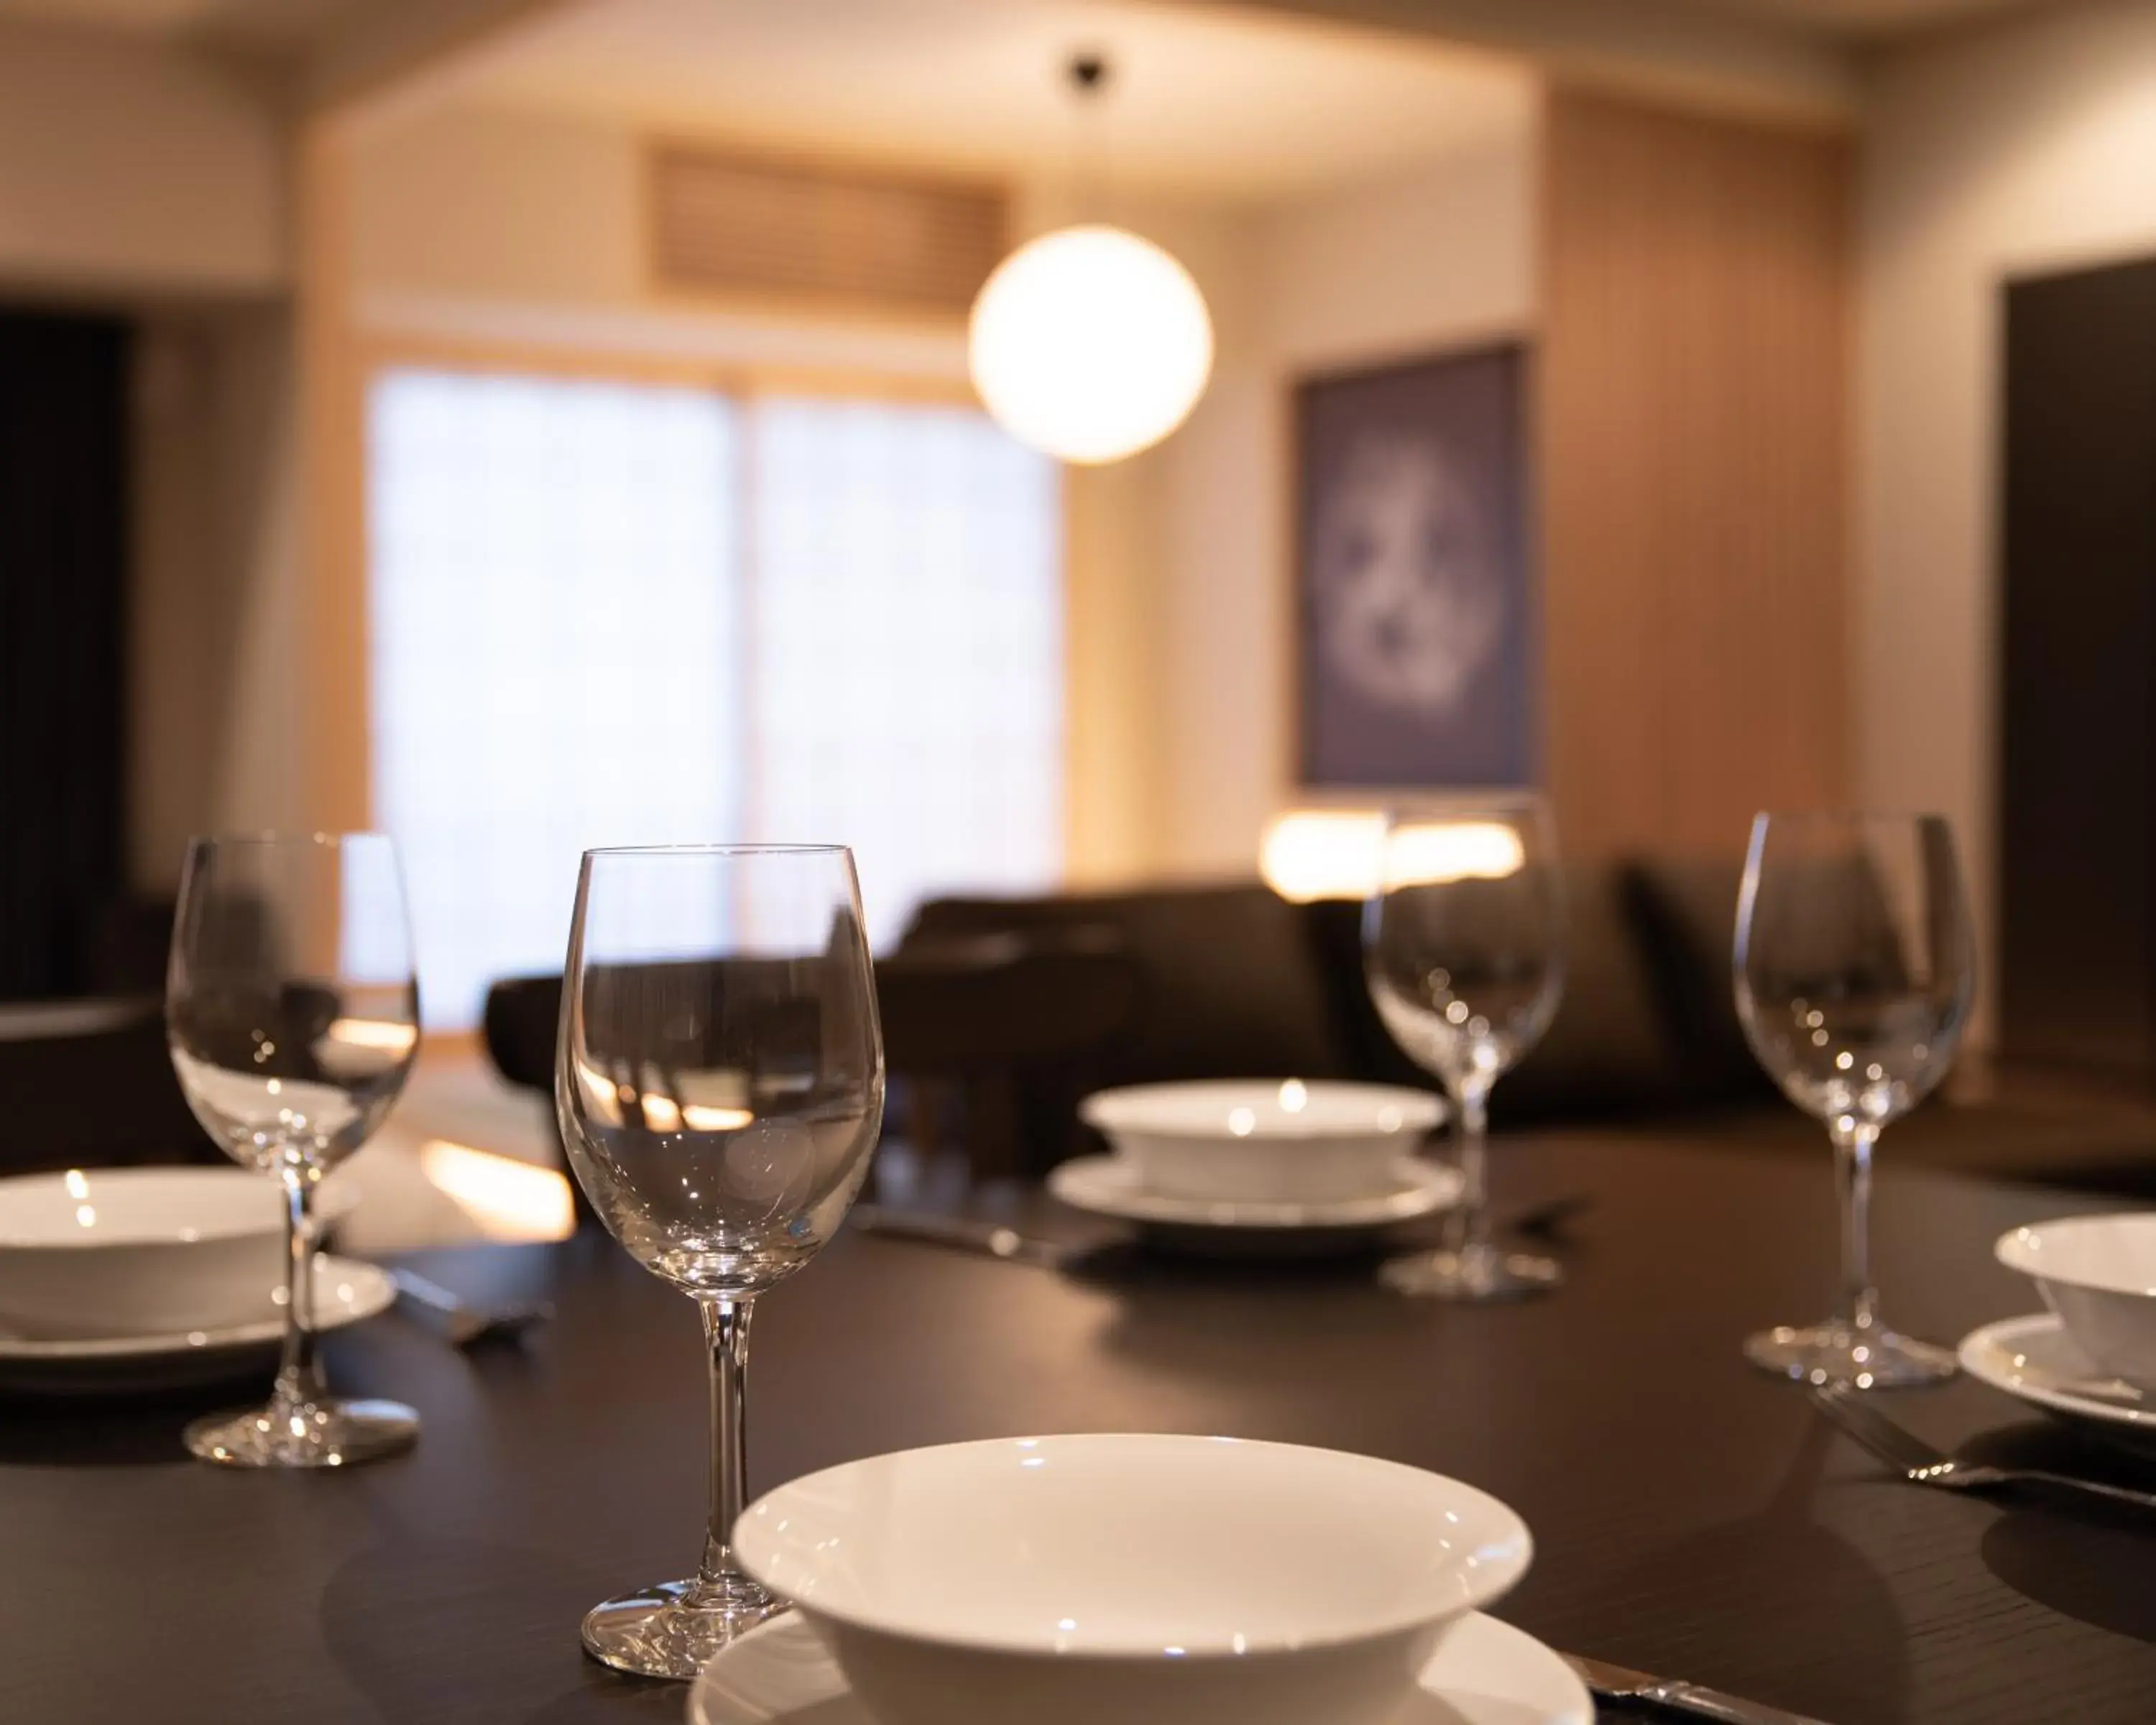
[1810, 1382, 2156, 1512]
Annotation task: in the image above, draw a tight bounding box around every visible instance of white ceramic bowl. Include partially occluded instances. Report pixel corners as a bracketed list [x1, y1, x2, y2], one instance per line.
[0, 1167, 354, 1340]
[1997, 1214, 2156, 1387]
[1079, 1080, 1445, 1204]
[733, 1433, 1531, 1725]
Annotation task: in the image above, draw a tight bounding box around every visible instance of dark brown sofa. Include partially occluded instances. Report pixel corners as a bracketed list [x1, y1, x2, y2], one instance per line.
[482, 858, 2156, 1197]
[895, 861, 2156, 1195]
[898, 860, 1779, 1129]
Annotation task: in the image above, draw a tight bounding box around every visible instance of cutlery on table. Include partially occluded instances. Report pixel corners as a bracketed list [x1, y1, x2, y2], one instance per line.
[1565, 1651, 1833, 1725]
[849, 1205, 1077, 1270]
[851, 1191, 1595, 1272]
[1810, 1381, 2156, 1512]
[389, 1268, 553, 1348]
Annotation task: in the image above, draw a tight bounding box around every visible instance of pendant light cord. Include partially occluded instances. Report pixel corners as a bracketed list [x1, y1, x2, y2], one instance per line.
[1067, 50, 1111, 224]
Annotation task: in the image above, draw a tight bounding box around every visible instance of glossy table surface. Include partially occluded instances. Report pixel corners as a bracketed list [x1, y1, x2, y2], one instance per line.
[6, 1131, 2155, 1724]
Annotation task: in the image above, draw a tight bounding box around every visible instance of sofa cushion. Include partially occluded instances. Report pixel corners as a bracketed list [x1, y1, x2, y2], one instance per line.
[1621, 857, 1780, 1105]
[903, 884, 1353, 1085]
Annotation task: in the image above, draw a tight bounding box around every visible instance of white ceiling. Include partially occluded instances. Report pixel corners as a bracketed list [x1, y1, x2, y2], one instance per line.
[1677, 0, 2046, 34]
[0, 0, 2067, 44]
[0, 0, 2068, 50]
[446, 0, 1539, 203]
[0, 0, 2074, 166]
[0, 0, 356, 47]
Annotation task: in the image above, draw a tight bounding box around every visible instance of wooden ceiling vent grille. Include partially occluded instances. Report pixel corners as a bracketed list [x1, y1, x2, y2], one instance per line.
[649, 144, 1008, 316]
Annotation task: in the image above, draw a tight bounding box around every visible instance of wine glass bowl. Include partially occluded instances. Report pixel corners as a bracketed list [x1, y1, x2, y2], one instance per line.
[1363, 796, 1565, 1300]
[558, 845, 885, 1680]
[559, 985, 875, 1295]
[1734, 812, 1975, 1388]
[165, 833, 422, 1467]
[1741, 990, 1958, 1128]
[1366, 891, 1562, 1092]
[170, 987, 415, 1177]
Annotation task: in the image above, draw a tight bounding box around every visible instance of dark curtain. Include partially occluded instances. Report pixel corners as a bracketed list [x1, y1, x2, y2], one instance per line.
[0, 308, 129, 1000]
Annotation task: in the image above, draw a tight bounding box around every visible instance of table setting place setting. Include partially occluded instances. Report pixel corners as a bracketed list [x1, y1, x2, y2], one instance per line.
[8, 805, 2156, 1725]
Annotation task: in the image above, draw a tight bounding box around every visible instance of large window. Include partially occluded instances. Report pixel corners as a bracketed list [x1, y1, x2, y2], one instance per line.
[367, 366, 1063, 1030]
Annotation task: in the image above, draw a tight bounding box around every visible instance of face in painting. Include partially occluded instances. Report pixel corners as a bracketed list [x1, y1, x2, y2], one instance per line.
[1314, 434, 1502, 718]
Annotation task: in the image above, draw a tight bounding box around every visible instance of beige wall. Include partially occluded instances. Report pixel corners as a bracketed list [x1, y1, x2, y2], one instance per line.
[1858, 0, 2156, 1034]
[339, 97, 1539, 885]
[351, 101, 640, 309]
[1261, 144, 1538, 371]
[0, 19, 298, 889]
[0, 19, 286, 298]
[1133, 137, 1540, 878]
[1095, 199, 1268, 883]
[349, 104, 975, 380]
[130, 307, 306, 889]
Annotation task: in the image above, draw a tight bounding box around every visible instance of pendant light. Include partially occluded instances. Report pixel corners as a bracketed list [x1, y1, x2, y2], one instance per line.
[969, 54, 1215, 466]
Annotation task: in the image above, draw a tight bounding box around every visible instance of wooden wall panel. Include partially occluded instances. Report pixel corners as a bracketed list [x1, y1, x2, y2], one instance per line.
[1541, 88, 1851, 861]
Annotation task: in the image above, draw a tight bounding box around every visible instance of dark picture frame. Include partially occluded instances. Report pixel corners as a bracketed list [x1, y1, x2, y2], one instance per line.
[1294, 341, 1533, 789]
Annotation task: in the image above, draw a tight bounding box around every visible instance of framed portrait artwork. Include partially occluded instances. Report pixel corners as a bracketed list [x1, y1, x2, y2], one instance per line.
[1294, 341, 1533, 788]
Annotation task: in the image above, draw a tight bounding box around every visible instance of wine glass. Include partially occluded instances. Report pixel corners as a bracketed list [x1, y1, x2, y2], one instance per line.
[1735, 811, 1975, 1388]
[1364, 794, 1565, 1299]
[558, 844, 885, 1680]
[165, 833, 423, 1467]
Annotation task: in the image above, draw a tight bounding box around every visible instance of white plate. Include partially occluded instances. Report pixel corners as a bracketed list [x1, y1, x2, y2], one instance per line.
[1049, 1154, 1461, 1232]
[689, 1609, 1591, 1725]
[0, 1255, 395, 1395]
[1958, 1312, 2156, 1454]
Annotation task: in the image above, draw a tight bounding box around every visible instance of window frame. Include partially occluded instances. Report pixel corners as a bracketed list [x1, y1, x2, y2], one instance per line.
[350, 332, 1073, 1034]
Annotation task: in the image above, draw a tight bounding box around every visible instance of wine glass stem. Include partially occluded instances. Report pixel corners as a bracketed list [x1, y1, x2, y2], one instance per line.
[697, 1295, 755, 1588]
[272, 1169, 326, 1412]
[1451, 1079, 1493, 1255]
[1831, 1117, 1881, 1335]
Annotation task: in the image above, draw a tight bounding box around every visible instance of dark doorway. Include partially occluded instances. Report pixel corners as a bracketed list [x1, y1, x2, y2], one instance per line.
[1999, 254, 2156, 1076]
[0, 307, 130, 1000]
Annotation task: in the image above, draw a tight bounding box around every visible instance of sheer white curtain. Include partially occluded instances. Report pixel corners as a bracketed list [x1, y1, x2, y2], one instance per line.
[366, 367, 1063, 1030]
[749, 396, 1064, 943]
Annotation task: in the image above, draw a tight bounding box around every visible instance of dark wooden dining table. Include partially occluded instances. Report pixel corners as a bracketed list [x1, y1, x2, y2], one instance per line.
[5, 1129, 2154, 1724]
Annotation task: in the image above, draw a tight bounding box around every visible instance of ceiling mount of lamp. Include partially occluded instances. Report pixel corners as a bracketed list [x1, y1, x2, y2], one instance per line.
[967, 51, 1215, 466]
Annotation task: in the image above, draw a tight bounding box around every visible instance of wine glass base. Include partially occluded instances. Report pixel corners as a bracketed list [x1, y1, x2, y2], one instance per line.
[1745, 1322, 1958, 1389]
[185, 1397, 419, 1468]
[581, 1574, 788, 1680]
[1380, 1243, 1562, 1301]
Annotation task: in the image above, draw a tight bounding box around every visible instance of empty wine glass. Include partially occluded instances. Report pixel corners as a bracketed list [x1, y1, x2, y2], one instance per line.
[558, 845, 885, 1680]
[165, 833, 422, 1467]
[1735, 811, 1976, 1388]
[1364, 794, 1565, 1299]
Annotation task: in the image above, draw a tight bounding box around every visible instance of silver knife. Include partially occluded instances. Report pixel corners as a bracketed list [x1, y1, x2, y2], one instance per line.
[1564, 1652, 1833, 1725]
[851, 1205, 1076, 1270]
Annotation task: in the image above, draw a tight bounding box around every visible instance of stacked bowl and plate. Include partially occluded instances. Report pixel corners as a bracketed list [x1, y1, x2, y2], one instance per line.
[0, 1167, 379, 1394]
[1049, 1078, 1458, 1256]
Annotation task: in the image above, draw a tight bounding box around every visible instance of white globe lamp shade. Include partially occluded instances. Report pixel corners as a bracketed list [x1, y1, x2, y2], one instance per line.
[968, 224, 1215, 465]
